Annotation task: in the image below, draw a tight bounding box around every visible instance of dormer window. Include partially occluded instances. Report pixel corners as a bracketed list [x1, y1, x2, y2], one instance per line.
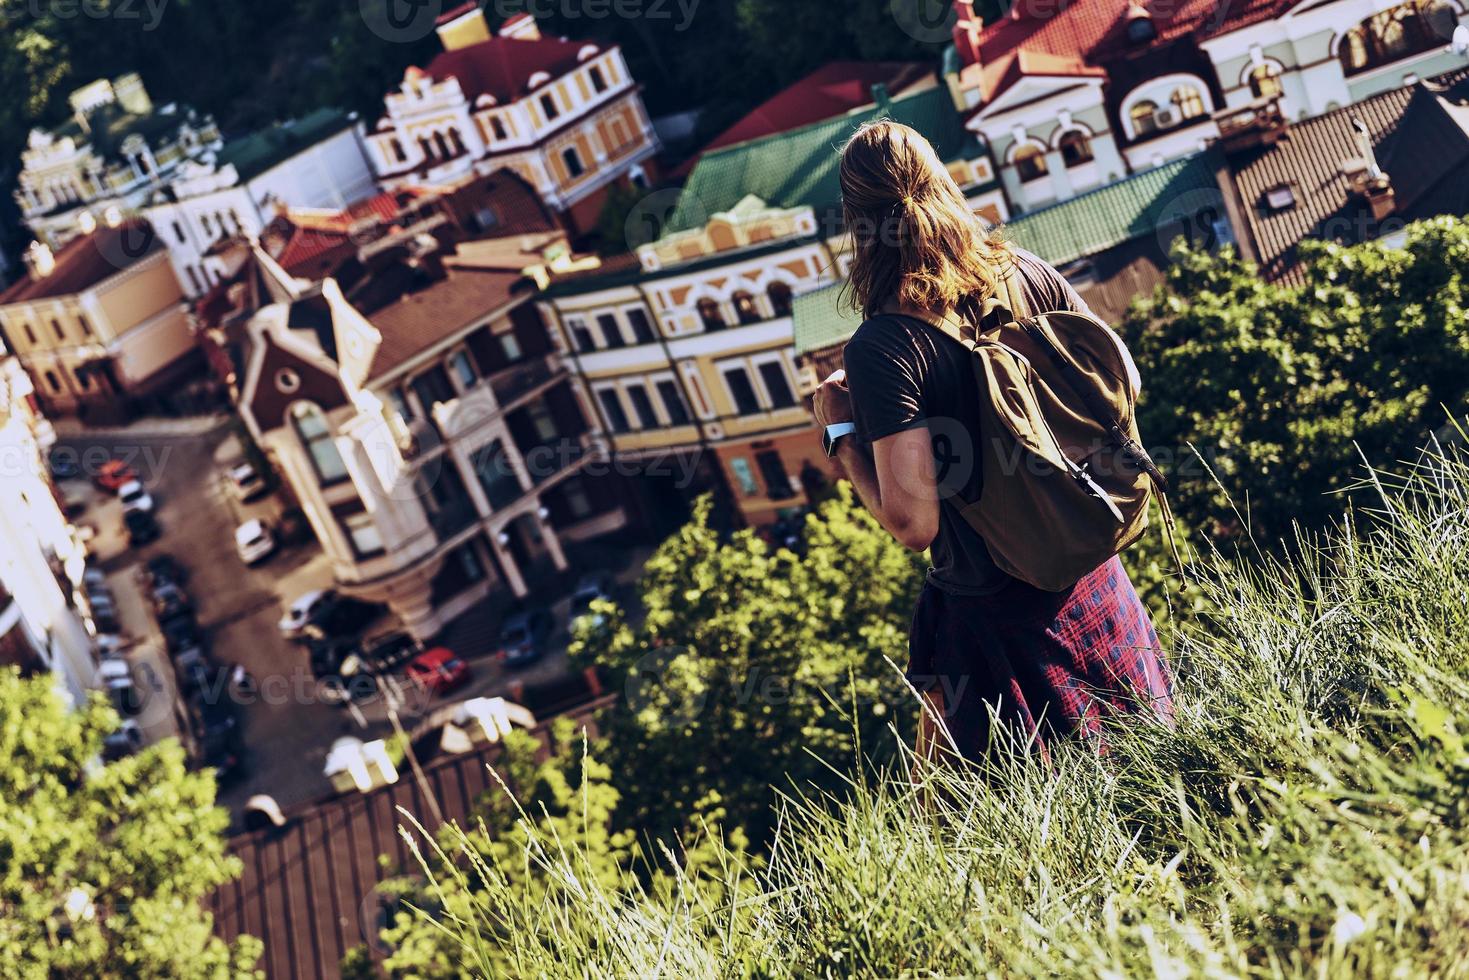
[1248, 64, 1283, 99]
[589, 65, 607, 93]
[1264, 182, 1297, 212]
[539, 93, 559, 121]
[1013, 144, 1049, 182]
[1058, 130, 1094, 167]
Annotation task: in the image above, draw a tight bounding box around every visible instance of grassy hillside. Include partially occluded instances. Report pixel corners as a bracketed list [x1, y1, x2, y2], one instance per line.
[386, 446, 1469, 977]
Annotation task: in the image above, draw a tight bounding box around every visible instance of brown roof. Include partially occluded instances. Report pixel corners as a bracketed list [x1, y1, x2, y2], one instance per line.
[361, 265, 534, 379]
[423, 32, 607, 103]
[0, 220, 162, 305]
[210, 691, 613, 979]
[1228, 70, 1469, 284]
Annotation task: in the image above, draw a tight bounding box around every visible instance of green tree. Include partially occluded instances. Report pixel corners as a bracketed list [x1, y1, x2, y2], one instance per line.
[1123, 217, 1469, 548]
[576, 486, 925, 848]
[0, 667, 259, 978]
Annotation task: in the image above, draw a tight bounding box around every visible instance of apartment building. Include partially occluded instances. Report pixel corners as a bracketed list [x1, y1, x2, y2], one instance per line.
[364, 5, 660, 233]
[0, 219, 195, 420]
[950, 0, 1469, 214]
[538, 84, 1005, 526]
[231, 234, 628, 640]
[15, 74, 223, 247]
[141, 109, 377, 298]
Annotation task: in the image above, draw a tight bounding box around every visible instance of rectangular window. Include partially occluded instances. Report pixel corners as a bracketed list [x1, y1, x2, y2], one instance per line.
[51, 319, 65, 341]
[656, 380, 691, 425]
[598, 389, 630, 432]
[472, 439, 524, 510]
[500, 332, 522, 362]
[172, 221, 185, 244]
[78, 314, 92, 337]
[626, 384, 658, 429]
[491, 116, 508, 141]
[526, 401, 558, 442]
[565, 316, 596, 353]
[729, 457, 759, 496]
[411, 365, 457, 414]
[292, 405, 350, 484]
[758, 361, 796, 408]
[342, 511, 384, 557]
[724, 367, 762, 416]
[561, 476, 594, 518]
[562, 146, 585, 179]
[626, 307, 656, 343]
[540, 93, 560, 121]
[449, 350, 477, 390]
[589, 65, 607, 93]
[756, 449, 796, 500]
[596, 313, 626, 348]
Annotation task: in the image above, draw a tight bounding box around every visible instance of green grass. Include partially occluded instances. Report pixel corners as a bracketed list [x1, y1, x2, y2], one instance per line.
[387, 448, 1469, 977]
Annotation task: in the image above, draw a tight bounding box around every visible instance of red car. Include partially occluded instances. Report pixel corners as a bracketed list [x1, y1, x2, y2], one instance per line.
[94, 459, 139, 492]
[405, 647, 471, 695]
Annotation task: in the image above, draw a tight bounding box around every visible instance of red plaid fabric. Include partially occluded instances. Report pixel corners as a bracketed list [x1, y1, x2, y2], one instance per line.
[907, 556, 1173, 760]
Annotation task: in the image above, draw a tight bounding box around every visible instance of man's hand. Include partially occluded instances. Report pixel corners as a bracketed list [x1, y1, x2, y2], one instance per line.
[814, 369, 854, 428]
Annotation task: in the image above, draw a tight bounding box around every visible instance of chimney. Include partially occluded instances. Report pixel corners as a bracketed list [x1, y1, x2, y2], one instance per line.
[498, 12, 541, 40]
[434, 2, 492, 51]
[1344, 117, 1395, 221]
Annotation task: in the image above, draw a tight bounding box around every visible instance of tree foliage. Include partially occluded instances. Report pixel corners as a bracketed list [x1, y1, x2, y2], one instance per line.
[578, 486, 925, 848]
[1124, 217, 1469, 548]
[0, 668, 259, 978]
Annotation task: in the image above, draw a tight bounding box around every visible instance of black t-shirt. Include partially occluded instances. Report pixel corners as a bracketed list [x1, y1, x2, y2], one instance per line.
[841, 248, 1091, 595]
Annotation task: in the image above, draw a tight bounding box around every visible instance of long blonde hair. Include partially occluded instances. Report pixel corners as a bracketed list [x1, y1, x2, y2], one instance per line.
[839, 120, 1007, 319]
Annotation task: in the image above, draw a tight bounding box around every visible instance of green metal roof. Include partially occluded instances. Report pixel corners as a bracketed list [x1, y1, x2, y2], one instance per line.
[792, 280, 858, 357]
[665, 85, 981, 236]
[1003, 151, 1222, 268]
[215, 109, 355, 181]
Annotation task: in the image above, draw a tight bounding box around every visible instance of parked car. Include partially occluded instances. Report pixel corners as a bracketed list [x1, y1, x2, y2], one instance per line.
[101, 719, 144, 761]
[82, 592, 121, 637]
[48, 447, 81, 481]
[143, 553, 188, 592]
[406, 647, 471, 695]
[117, 479, 154, 513]
[299, 595, 385, 643]
[99, 659, 142, 716]
[94, 459, 139, 492]
[150, 581, 193, 621]
[160, 614, 203, 655]
[568, 572, 614, 633]
[357, 631, 422, 675]
[317, 658, 381, 707]
[124, 509, 160, 546]
[497, 609, 553, 667]
[279, 589, 336, 639]
[227, 461, 268, 502]
[173, 646, 213, 693]
[192, 698, 242, 780]
[234, 519, 275, 565]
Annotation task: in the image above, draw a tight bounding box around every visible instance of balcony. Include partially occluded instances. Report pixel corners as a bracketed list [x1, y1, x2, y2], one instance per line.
[1214, 98, 1288, 155]
[488, 354, 566, 410]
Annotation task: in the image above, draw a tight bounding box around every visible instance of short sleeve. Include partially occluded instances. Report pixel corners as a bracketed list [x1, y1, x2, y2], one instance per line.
[842, 321, 928, 444]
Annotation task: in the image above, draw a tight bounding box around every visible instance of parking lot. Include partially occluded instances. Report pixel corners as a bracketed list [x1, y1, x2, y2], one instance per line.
[56, 419, 639, 824]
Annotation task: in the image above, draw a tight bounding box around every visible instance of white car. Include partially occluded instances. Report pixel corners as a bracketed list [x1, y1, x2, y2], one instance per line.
[279, 589, 334, 638]
[234, 519, 276, 565]
[117, 480, 154, 514]
[228, 462, 267, 502]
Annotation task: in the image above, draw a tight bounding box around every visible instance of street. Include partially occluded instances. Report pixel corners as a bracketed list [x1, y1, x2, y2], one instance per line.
[57, 419, 602, 824]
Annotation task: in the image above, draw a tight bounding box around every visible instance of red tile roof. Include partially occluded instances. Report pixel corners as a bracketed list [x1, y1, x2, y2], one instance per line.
[958, 0, 1288, 104]
[425, 33, 607, 103]
[683, 62, 934, 168]
[0, 220, 163, 305]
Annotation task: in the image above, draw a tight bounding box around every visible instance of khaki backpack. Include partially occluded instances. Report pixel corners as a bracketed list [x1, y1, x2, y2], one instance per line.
[909, 261, 1179, 592]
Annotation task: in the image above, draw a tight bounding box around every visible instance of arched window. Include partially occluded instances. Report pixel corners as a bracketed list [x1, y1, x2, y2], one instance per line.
[732, 290, 761, 325]
[1058, 130, 1094, 167]
[767, 281, 794, 317]
[1013, 143, 1049, 182]
[448, 128, 466, 156]
[418, 136, 434, 160]
[433, 131, 452, 159]
[1338, 0, 1453, 76]
[1171, 86, 1207, 120]
[290, 402, 350, 484]
[696, 297, 726, 332]
[1248, 64, 1283, 99]
[1130, 100, 1160, 137]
